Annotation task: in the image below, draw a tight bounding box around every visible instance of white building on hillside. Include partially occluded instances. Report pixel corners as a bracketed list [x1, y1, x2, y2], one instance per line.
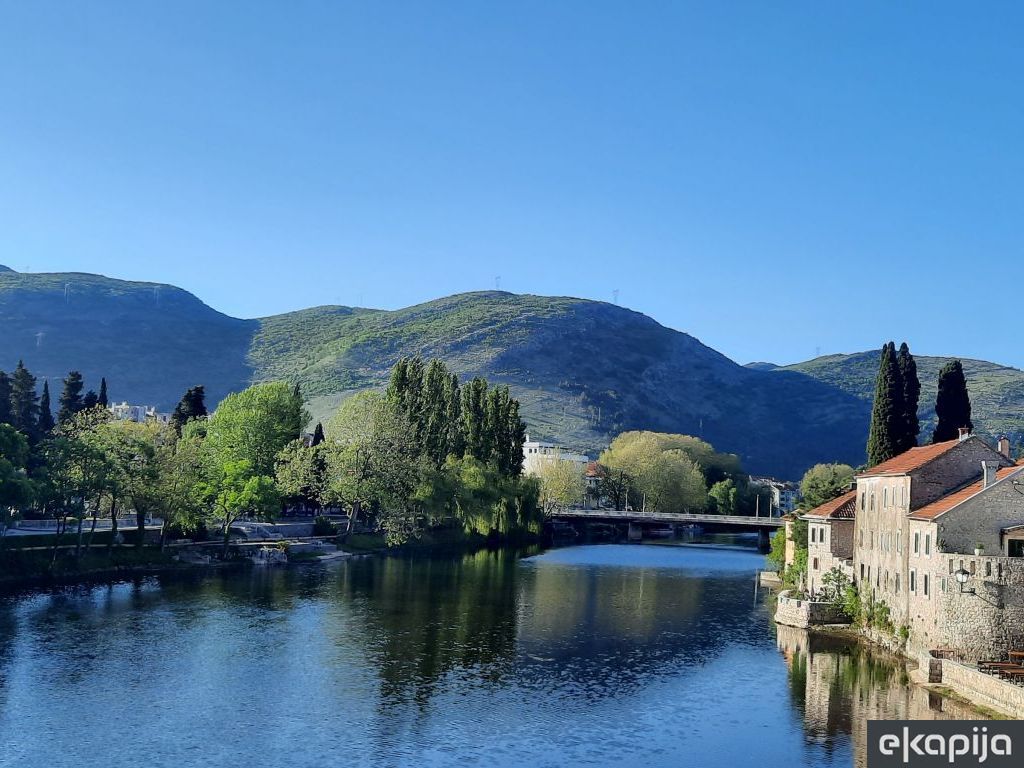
[110, 401, 171, 425]
[522, 435, 589, 476]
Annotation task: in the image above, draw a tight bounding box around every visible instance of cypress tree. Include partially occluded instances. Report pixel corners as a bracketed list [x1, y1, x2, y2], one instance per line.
[38, 380, 55, 434]
[98, 377, 108, 408]
[9, 360, 39, 441]
[58, 371, 85, 424]
[0, 371, 12, 425]
[311, 422, 325, 446]
[896, 342, 921, 453]
[444, 372, 464, 459]
[867, 342, 902, 466]
[932, 360, 973, 443]
[82, 390, 99, 410]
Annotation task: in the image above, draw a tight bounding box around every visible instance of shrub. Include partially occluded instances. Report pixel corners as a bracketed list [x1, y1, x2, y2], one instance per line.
[312, 516, 338, 537]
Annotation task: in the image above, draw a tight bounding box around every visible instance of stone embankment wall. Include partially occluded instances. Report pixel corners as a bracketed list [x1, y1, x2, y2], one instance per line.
[774, 591, 850, 629]
[927, 655, 1024, 719]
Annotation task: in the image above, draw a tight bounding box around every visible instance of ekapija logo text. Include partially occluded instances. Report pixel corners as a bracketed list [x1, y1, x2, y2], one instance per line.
[878, 726, 1011, 764]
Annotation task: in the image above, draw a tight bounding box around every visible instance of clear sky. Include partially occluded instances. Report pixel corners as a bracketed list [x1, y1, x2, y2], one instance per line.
[1, 3, 1021, 368]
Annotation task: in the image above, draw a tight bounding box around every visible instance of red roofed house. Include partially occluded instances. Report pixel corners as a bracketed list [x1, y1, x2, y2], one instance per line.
[852, 432, 1016, 657]
[805, 490, 857, 598]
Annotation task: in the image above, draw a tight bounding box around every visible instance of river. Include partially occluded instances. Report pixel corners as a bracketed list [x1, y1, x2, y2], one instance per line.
[0, 540, 986, 768]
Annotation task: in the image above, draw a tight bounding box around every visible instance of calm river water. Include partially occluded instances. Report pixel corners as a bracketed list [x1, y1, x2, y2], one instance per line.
[0, 541, 985, 768]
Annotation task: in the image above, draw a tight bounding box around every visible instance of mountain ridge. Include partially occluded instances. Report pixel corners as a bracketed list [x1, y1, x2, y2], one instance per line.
[0, 266, 1020, 478]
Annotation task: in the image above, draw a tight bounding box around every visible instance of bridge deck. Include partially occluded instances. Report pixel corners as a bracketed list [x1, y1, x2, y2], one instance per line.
[551, 509, 784, 527]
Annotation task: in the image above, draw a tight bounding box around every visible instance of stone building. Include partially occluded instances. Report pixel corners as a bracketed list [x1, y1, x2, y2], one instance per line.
[805, 490, 856, 597]
[851, 434, 1014, 635]
[521, 435, 589, 477]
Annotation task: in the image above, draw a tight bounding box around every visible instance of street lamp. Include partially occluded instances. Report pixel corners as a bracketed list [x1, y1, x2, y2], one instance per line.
[954, 567, 975, 595]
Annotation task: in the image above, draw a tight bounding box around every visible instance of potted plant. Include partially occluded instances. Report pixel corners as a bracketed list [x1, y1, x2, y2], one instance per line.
[974, 542, 985, 557]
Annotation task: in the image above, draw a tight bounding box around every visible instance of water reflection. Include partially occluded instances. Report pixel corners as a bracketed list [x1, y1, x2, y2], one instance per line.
[0, 542, 989, 768]
[777, 625, 983, 768]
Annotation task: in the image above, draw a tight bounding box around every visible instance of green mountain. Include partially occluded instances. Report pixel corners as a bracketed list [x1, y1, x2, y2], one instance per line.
[3, 266, 1016, 478]
[774, 352, 1024, 446]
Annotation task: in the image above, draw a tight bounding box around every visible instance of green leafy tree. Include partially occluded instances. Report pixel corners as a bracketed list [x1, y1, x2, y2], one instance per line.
[799, 463, 855, 510]
[275, 440, 329, 514]
[708, 478, 738, 515]
[57, 371, 85, 424]
[97, 377, 109, 408]
[205, 382, 307, 476]
[198, 459, 279, 557]
[0, 424, 34, 558]
[932, 359, 973, 443]
[867, 342, 902, 466]
[537, 455, 586, 514]
[896, 343, 921, 453]
[38, 380, 56, 435]
[311, 422, 325, 446]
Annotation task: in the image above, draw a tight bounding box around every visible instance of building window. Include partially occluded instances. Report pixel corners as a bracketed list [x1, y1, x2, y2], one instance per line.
[986, 561, 992, 577]
[860, 493, 866, 511]
[910, 570, 917, 593]
[897, 531, 902, 553]
[895, 574, 901, 593]
[941, 577, 947, 593]
[859, 530, 864, 546]
[914, 532, 920, 555]
[949, 559, 955, 574]
[925, 535, 931, 556]
[924, 574, 930, 598]
[861, 563, 865, 580]
[870, 494, 875, 511]
[813, 558, 819, 570]
[884, 488, 888, 507]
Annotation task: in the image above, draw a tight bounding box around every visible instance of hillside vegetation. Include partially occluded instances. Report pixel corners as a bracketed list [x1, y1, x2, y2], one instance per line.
[2, 266, 1019, 478]
[776, 352, 1024, 445]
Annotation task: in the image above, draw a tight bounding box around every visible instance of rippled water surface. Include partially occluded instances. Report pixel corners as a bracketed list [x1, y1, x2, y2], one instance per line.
[0, 542, 981, 768]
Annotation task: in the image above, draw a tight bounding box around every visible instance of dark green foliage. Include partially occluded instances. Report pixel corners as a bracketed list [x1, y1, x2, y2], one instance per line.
[0, 371, 11, 425]
[312, 422, 325, 446]
[170, 386, 207, 435]
[38, 380, 55, 434]
[932, 360, 973, 443]
[98, 377, 108, 408]
[385, 357, 527, 477]
[895, 343, 920, 453]
[82, 390, 98, 410]
[9, 360, 39, 441]
[866, 343, 902, 466]
[58, 371, 85, 424]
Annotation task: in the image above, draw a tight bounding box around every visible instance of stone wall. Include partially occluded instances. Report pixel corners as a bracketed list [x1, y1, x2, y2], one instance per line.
[910, 439, 1010, 509]
[936, 659, 1024, 719]
[908, 554, 1024, 660]
[774, 591, 850, 628]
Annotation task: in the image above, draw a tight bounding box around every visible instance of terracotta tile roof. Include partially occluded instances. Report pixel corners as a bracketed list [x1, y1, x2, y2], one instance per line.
[803, 490, 857, 520]
[857, 440, 962, 477]
[910, 466, 1024, 520]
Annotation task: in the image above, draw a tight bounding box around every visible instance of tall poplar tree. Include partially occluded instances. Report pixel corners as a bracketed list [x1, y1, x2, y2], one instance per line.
[9, 361, 39, 441]
[98, 377, 109, 408]
[0, 371, 12, 425]
[932, 360, 973, 443]
[895, 342, 921, 453]
[58, 371, 85, 424]
[38, 380, 56, 434]
[866, 342, 902, 466]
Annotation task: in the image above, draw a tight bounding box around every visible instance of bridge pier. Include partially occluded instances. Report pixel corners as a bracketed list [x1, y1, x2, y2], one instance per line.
[757, 528, 771, 552]
[628, 522, 643, 542]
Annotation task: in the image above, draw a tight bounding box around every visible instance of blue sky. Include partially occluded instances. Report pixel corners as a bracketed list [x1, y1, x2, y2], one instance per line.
[1, 3, 1021, 368]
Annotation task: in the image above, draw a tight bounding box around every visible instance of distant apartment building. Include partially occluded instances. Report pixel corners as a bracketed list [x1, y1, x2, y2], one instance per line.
[109, 401, 171, 425]
[749, 476, 801, 515]
[521, 435, 589, 477]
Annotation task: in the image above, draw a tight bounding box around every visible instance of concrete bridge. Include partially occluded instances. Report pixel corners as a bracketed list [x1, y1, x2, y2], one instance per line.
[551, 508, 784, 529]
[549, 508, 783, 549]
